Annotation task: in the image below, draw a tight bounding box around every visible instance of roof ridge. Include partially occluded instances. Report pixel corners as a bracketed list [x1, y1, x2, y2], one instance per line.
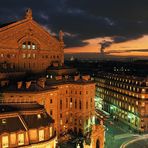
[0, 19, 29, 32]
[18, 114, 28, 131]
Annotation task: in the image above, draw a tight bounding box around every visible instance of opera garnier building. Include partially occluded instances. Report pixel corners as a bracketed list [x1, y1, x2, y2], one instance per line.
[0, 9, 105, 148]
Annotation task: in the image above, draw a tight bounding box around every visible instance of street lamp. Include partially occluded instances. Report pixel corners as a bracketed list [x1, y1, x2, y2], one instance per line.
[77, 143, 80, 148]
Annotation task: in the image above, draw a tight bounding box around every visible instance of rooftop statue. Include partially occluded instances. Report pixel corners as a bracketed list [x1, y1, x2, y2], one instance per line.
[25, 8, 33, 19]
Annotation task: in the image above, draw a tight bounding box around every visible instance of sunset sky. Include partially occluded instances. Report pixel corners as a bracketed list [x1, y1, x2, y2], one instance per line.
[1, 0, 148, 57]
[65, 35, 148, 56]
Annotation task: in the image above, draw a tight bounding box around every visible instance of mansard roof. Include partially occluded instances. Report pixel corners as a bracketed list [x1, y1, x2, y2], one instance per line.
[0, 103, 54, 134]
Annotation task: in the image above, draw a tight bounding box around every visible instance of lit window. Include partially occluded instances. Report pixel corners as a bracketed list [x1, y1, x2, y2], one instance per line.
[39, 129, 44, 141]
[22, 43, 26, 49]
[1, 53, 4, 57]
[70, 102, 72, 108]
[27, 54, 31, 58]
[2, 135, 8, 148]
[18, 133, 24, 146]
[37, 114, 41, 119]
[50, 127, 52, 137]
[132, 106, 134, 112]
[32, 43, 36, 49]
[32, 53, 36, 58]
[22, 41, 37, 50]
[10, 133, 16, 145]
[60, 119, 63, 125]
[2, 119, 6, 124]
[22, 53, 26, 58]
[28, 42, 31, 49]
[128, 105, 131, 111]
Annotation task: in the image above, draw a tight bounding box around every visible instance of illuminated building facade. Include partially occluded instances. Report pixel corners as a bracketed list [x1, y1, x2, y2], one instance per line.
[0, 9, 105, 146]
[0, 8, 64, 74]
[0, 103, 56, 148]
[0, 8, 105, 148]
[95, 72, 148, 132]
[1, 75, 96, 136]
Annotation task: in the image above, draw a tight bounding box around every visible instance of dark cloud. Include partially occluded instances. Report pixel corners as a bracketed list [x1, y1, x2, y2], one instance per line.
[1, 0, 148, 48]
[99, 34, 143, 51]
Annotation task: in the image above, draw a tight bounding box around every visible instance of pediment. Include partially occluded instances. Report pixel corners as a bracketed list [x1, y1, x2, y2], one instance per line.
[0, 19, 61, 51]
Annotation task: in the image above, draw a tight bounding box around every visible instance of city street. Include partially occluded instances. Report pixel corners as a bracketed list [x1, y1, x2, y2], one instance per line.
[95, 109, 141, 148]
[121, 134, 148, 148]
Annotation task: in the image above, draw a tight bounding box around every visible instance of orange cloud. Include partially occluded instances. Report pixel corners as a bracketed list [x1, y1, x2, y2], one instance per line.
[65, 35, 148, 56]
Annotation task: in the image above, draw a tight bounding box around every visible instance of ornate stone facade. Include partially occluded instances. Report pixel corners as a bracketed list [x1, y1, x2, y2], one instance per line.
[0, 9, 64, 73]
[0, 9, 105, 148]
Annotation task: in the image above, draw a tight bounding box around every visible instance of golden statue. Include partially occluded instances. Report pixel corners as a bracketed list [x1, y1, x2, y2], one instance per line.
[59, 30, 64, 41]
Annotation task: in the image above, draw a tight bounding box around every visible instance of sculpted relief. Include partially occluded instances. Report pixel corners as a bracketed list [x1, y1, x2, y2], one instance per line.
[0, 20, 62, 52]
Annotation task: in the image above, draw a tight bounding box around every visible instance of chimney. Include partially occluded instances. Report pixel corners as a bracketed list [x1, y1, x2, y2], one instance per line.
[82, 75, 90, 81]
[25, 81, 31, 89]
[74, 75, 80, 81]
[17, 81, 22, 89]
[53, 62, 59, 67]
[37, 78, 46, 88]
[55, 76, 62, 80]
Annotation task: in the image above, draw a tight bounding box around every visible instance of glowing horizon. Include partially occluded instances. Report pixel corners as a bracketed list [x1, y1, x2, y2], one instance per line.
[64, 35, 148, 56]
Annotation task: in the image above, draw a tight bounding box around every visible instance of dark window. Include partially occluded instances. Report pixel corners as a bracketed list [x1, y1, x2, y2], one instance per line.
[7, 54, 10, 58]
[75, 100, 77, 109]
[66, 98, 68, 108]
[70, 98, 72, 102]
[91, 98, 93, 102]
[79, 100, 81, 110]
[60, 113, 62, 118]
[60, 100, 62, 109]
[50, 110, 52, 116]
[86, 101, 88, 109]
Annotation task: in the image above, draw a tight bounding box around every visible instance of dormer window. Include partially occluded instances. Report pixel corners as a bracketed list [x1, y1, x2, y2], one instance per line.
[2, 119, 6, 124]
[22, 41, 37, 50]
[37, 114, 41, 119]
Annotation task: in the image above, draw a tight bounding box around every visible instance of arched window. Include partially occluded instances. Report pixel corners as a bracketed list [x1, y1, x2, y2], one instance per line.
[96, 139, 100, 148]
[22, 41, 37, 50]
